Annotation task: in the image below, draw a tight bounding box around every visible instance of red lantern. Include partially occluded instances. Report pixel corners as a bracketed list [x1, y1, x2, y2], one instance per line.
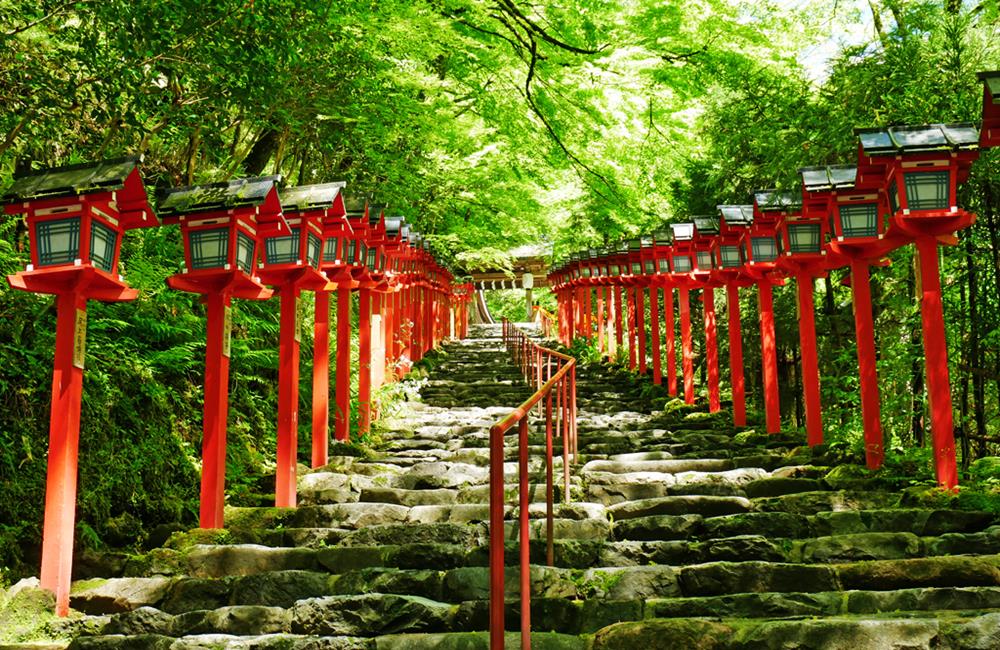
[857, 123, 981, 490]
[3, 157, 157, 617]
[160, 175, 287, 530]
[259, 182, 347, 504]
[714, 204, 754, 427]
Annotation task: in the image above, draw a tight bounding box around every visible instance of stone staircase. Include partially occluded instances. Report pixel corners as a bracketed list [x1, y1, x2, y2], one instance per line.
[7, 323, 1000, 649]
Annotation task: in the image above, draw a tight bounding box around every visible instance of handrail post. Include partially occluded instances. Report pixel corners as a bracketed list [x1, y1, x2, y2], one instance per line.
[489, 423, 506, 649]
[518, 418, 532, 650]
[545, 390, 554, 567]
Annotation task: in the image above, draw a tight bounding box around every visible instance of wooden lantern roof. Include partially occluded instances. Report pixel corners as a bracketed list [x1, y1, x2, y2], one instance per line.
[3, 156, 156, 228]
[856, 123, 979, 156]
[279, 181, 346, 215]
[693, 216, 720, 236]
[800, 165, 858, 193]
[717, 205, 754, 231]
[978, 71, 1000, 147]
[158, 175, 287, 230]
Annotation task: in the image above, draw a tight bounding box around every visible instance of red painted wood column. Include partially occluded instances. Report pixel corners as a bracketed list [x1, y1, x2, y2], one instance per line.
[627, 287, 638, 371]
[584, 286, 593, 339]
[614, 286, 624, 356]
[596, 287, 606, 353]
[915, 237, 958, 489]
[727, 284, 746, 426]
[275, 285, 302, 508]
[413, 286, 424, 362]
[335, 286, 351, 442]
[199, 292, 231, 530]
[679, 287, 694, 404]
[40, 290, 87, 617]
[359, 287, 372, 437]
[795, 275, 823, 446]
[758, 281, 781, 434]
[703, 287, 721, 413]
[311, 290, 331, 468]
[384, 291, 396, 381]
[664, 286, 677, 397]
[850, 260, 883, 469]
[637, 287, 647, 375]
[650, 287, 662, 385]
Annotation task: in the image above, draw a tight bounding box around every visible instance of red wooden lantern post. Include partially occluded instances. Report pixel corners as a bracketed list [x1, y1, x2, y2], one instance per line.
[651, 231, 678, 396]
[743, 192, 790, 434]
[669, 223, 699, 404]
[346, 203, 383, 438]
[4, 158, 157, 616]
[858, 123, 980, 489]
[258, 183, 348, 504]
[312, 191, 354, 465]
[785, 168, 854, 446]
[692, 217, 722, 413]
[640, 237, 663, 385]
[714, 205, 754, 427]
[159, 176, 286, 526]
[822, 155, 909, 469]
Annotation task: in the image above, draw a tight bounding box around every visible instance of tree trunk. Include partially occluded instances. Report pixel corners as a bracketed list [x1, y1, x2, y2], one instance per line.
[965, 230, 986, 458]
[243, 128, 280, 176]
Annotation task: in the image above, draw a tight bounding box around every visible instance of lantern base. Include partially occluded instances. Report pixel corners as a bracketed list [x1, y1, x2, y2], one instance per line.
[167, 269, 272, 301]
[257, 265, 331, 292]
[7, 265, 137, 302]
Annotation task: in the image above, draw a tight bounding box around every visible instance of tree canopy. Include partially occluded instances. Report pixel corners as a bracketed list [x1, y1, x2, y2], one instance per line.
[3, 0, 1000, 577]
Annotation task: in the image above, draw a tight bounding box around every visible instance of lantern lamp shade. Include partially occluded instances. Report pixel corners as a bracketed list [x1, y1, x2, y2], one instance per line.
[189, 229, 231, 270]
[750, 236, 779, 263]
[657, 258, 671, 274]
[610, 263, 620, 276]
[696, 251, 714, 270]
[787, 223, 822, 253]
[265, 228, 301, 265]
[35, 218, 82, 267]
[324, 235, 345, 264]
[838, 203, 879, 239]
[719, 245, 742, 268]
[630, 261, 642, 275]
[366, 245, 379, 271]
[673, 255, 692, 273]
[643, 260, 655, 275]
[903, 170, 950, 210]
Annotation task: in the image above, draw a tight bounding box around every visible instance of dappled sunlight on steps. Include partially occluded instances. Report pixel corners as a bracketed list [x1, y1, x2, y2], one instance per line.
[10, 324, 1000, 649]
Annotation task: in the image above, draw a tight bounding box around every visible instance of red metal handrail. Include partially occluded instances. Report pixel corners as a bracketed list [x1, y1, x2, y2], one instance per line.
[489, 319, 577, 650]
[533, 305, 557, 339]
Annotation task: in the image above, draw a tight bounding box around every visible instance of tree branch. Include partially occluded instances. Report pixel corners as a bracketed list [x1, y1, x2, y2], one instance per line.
[497, 0, 605, 55]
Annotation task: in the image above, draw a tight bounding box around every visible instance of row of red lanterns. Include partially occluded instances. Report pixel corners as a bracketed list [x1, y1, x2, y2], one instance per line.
[550, 70, 1000, 494]
[2, 163, 474, 616]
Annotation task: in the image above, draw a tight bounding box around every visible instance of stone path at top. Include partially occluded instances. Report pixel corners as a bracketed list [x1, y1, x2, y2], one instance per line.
[20, 324, 1000, 649]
